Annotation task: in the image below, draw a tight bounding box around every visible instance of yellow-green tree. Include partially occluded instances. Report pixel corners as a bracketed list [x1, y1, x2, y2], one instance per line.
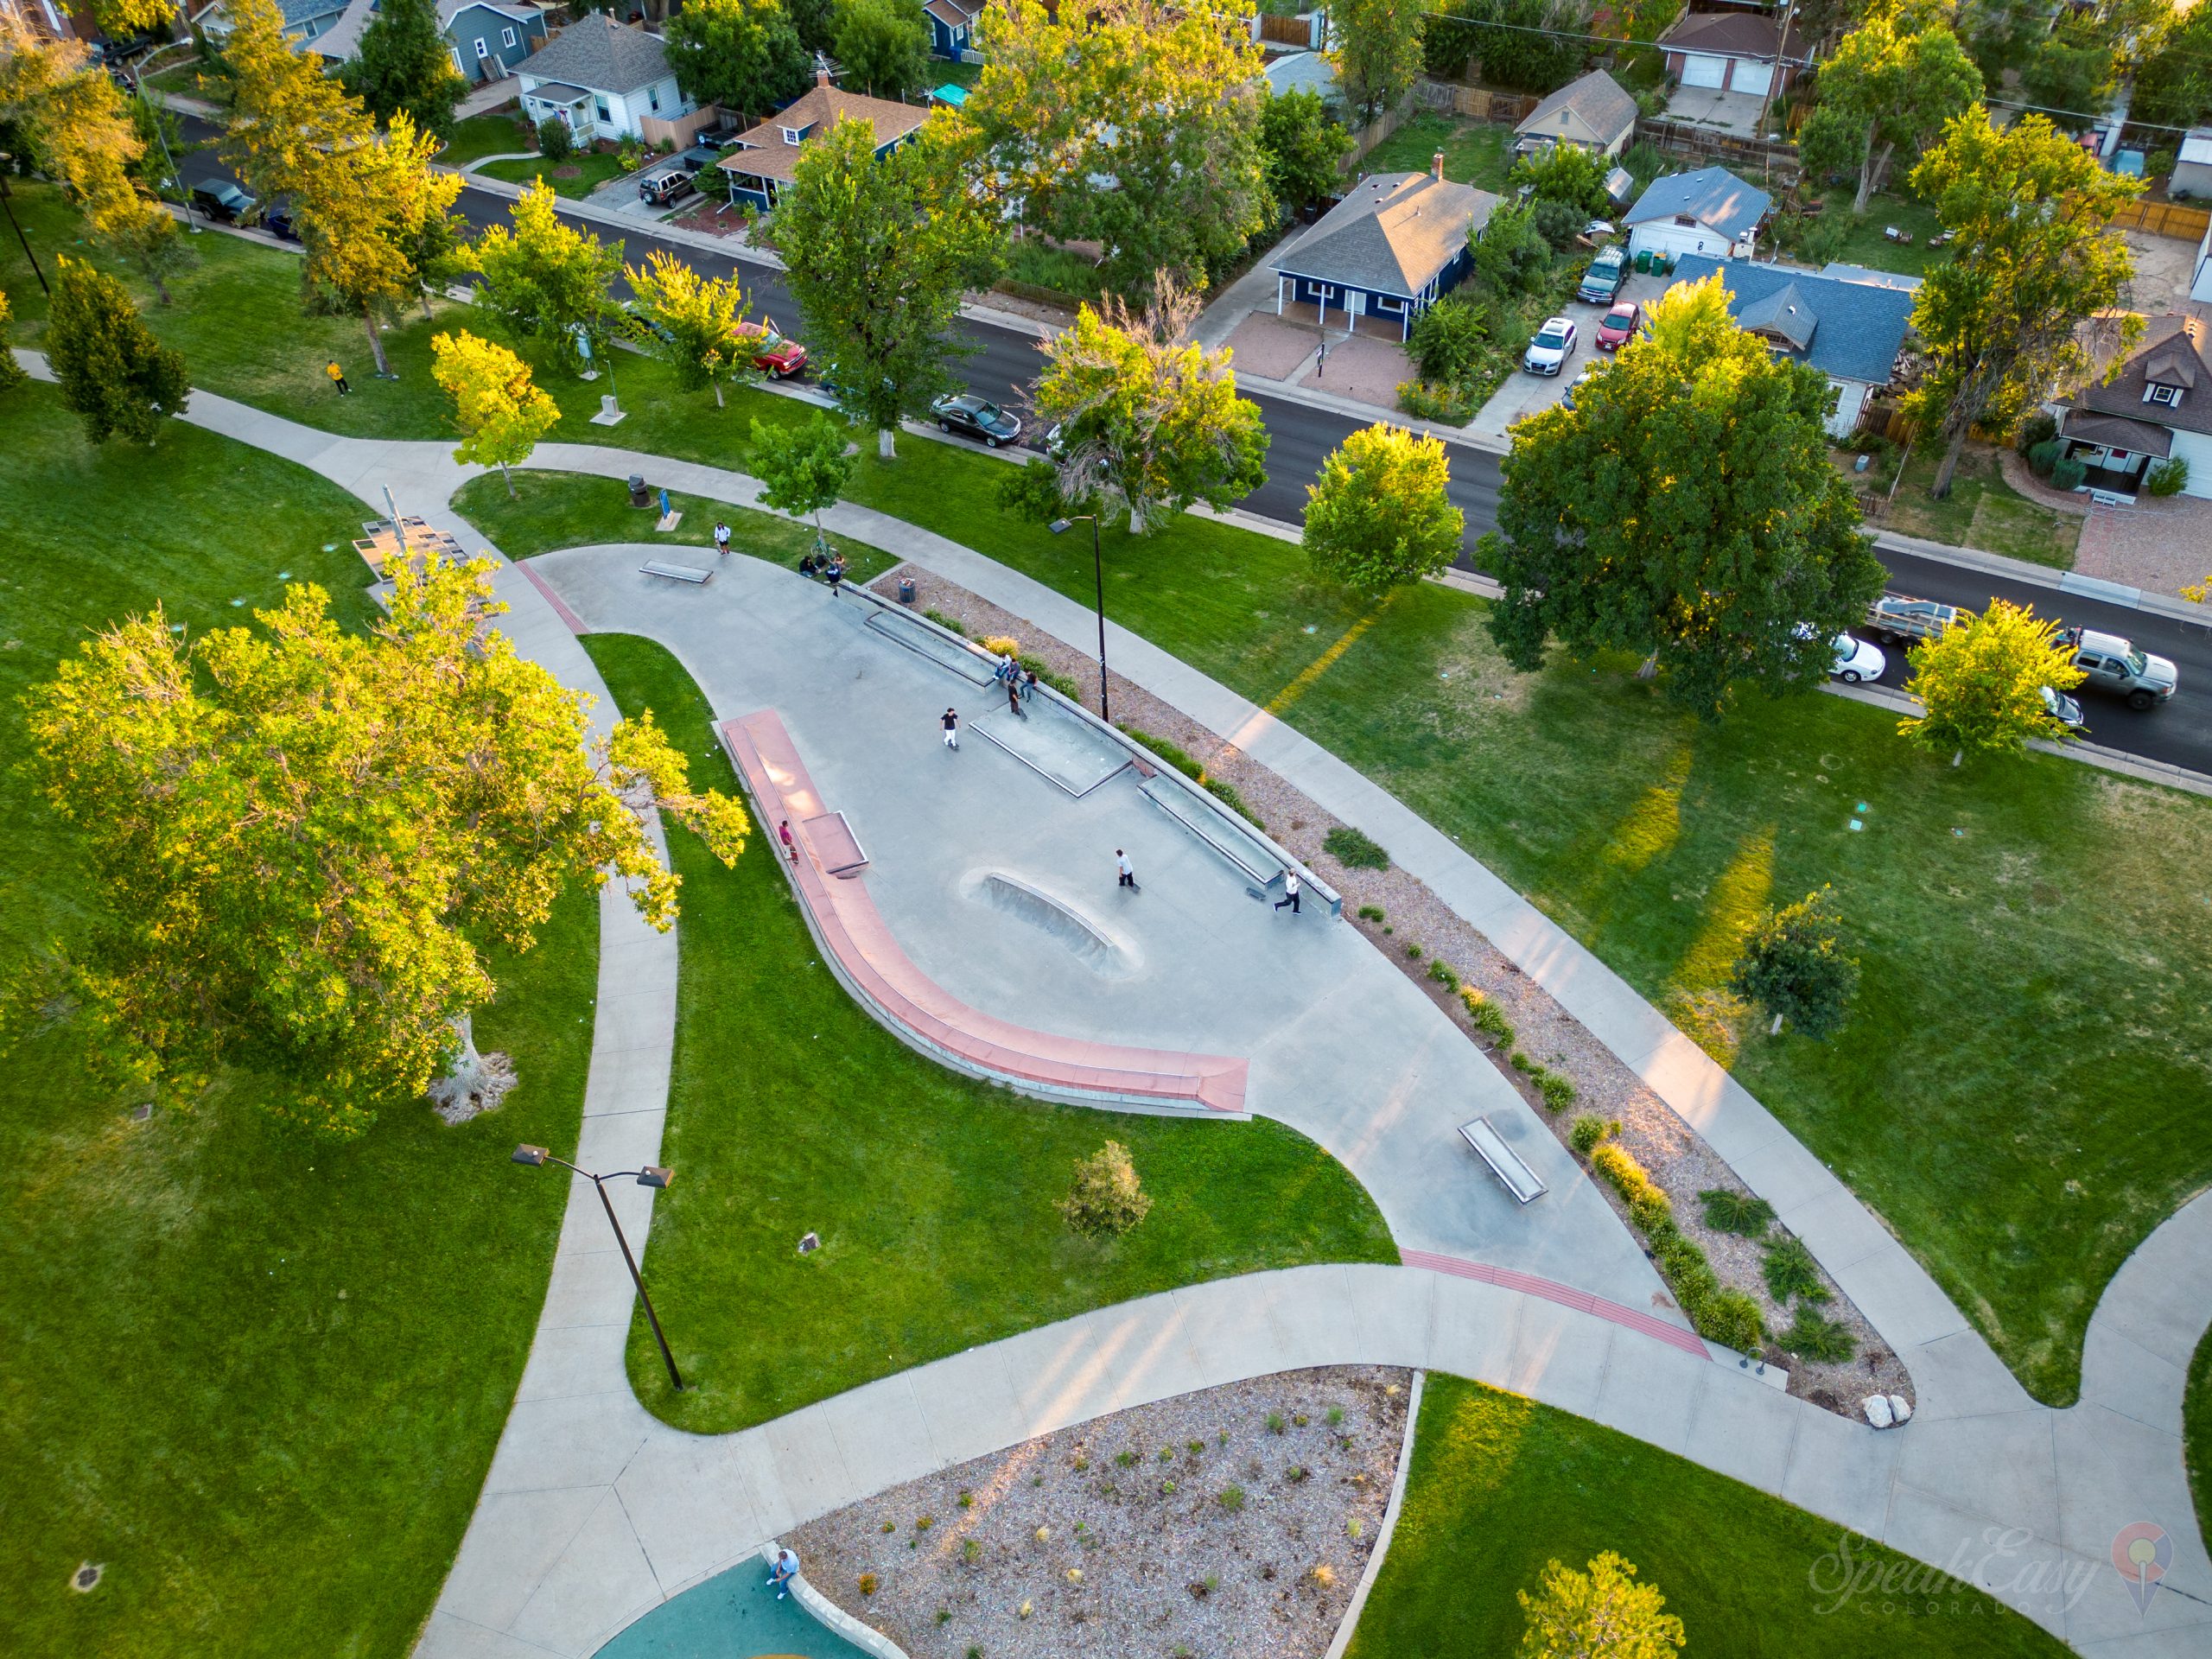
[1303, 423, 1464, 589]
[1517, 1552, 1686, 1659]
[623, 248, 755, 407]
[22, 556, 748, 1138]
[472, 181, 625, 376]
[1897, 598, 2085, 760]
[0, 288, 25, 392]
[431, 329, 562, 496]
[1330, 0, 1425, 124]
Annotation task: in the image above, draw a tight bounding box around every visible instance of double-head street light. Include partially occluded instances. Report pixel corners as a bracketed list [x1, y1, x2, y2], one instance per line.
[512, 1145, 685, 1392]
[1049, 513, 1110, 723]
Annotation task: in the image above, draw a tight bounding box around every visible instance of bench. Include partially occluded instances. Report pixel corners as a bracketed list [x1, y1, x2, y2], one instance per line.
[640, 561, 714, 585]
[1458, 1116, 1547, 1205]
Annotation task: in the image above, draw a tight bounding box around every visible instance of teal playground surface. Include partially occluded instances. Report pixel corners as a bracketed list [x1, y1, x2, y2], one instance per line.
[595, 1561, 880, 1659]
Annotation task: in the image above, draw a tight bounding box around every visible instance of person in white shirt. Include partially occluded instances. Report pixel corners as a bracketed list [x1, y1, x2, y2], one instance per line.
[766, 1546, 798, 1599]
[1274, 869, 1301, 915]
[1116, 849, 1137, 891]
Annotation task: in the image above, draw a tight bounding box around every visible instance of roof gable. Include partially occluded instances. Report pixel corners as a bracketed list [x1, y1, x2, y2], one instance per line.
[1625, 166, 1770, 239]
[1667, 255, 1914, 384]
[720, 79, 932, 184]
[1516, 69, 1637, 147]
[520, 13, 670, 96]
[1273, 171, 1498, 297]
[2062, 315, 2212, 436]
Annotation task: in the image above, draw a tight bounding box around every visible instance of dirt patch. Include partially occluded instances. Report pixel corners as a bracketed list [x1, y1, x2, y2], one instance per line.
[791, 1366, 1411, 1659]
[550, 163, 582, 180]
[873, 564, 1910, 1419]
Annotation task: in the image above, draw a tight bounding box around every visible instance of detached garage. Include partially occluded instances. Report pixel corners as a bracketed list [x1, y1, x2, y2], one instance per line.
[1679, 52, 1727, 89]
[1624, 167, 1771, 264]
[1658, 11, 1806, 99]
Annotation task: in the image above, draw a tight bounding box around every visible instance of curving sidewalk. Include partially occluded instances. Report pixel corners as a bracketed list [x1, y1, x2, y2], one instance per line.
[21, 357, 2206, 1656]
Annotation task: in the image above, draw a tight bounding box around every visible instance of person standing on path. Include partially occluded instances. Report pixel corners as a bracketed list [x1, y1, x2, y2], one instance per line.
[1116, 849, 1137, 892]
[714, 521, 731, 558]
[1007, 677, 1024, 718]
[767, 1547, 799, 1600]
[1274, 869, 1302, 915]
[941, 707, 960, 751]
[325, 359, 350, 396]
[778, 819, 797, 862]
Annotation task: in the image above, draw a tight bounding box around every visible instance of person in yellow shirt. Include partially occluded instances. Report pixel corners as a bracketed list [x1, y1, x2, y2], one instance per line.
[325, 359, 349, 396]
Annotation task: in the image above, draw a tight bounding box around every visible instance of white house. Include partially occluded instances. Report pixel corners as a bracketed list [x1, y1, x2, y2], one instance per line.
[516, 13, 689, 145]
[2054, 314, 2212, 499]
[1624, 167, 1770, 264]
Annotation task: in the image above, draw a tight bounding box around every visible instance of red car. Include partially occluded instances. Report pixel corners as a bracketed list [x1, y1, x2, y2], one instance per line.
[1594, 301, 1640, 352]
[738, 319, 808, 379]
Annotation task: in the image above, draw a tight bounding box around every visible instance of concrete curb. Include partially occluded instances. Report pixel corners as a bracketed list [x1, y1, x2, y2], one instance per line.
[1322, 1369, 1425, 1659]
[1873, 527, 2212, 623]
[761, 1545, 912, 1659]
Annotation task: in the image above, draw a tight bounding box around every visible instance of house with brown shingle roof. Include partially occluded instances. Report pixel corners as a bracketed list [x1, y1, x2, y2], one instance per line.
[2056, 315, 2212, 499]
[717, 69, 933, 210]
[1659, 9, 1808, 99]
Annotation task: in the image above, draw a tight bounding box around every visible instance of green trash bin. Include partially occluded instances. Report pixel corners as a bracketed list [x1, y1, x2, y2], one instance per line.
[1634, 249, 1651, 273]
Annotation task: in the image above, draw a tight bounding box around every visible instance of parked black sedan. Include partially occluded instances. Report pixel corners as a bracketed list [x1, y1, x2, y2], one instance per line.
[929, 393, 1022, 448]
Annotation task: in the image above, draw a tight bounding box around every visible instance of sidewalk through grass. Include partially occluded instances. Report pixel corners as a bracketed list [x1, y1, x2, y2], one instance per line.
[581, 634, 1396, 1433]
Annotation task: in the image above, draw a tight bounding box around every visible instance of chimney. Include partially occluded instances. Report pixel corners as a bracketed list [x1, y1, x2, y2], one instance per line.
[817, 66, 832, 90]
[1432, 151, 1445, 181]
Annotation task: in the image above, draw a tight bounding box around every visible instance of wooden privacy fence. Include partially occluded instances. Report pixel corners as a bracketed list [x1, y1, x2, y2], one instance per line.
[1258, 11, 1317, 47]
[638, 105, 722, 150]
[1340, 98, 1417, 174]
[1415, 79, 1538, 124]
[2104, 199, 2211, 242]
[1637, 117, 1800, 179]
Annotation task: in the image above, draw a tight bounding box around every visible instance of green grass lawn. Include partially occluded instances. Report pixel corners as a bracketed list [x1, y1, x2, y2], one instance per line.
[476, 150, 632, 199]
[580, 634, 1397, 1433]
[1004, 239, 1108, 302]
[1361, 112, 1515, 192]
[1882, 442, 2082, 568]
[1350, 1375, 2069, 1657]
[2190, 1324, 2212, 1548]
[0, 385, 598, 1658]
[451, 469, 898, 584]
[441, 110, 535, 167]
[1816, 188, 1948, 280]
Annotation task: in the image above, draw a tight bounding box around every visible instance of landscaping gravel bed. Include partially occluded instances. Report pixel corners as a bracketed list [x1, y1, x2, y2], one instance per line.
[874, 565, 1910, 1420]
[791, 1366, 1410, 1659]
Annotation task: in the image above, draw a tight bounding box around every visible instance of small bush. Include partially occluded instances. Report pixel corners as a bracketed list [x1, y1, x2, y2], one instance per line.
[1762, 1236, 1832, 1306]
[981, 633, 1020, 658]
[1460, 987, 1516, 1047]
[1266, 1411, 1287, 1434]
[1537, 1071, 1577, 1111]
[1217, 1484, 1246, 1511]
[1407, 292, 1490, 387]
[1119, 725, 1201, 779]
[1427, 958, 1459, 988]
[2050, 454, 2088, 491]
[963, 1538, 982, 1564]
[1058, 1141, 1153, 1238]
[1201, 774, 1264, 830]
[2146, 456, 2190, 498]
[923, 608, 967, 637]
[915, 1514, 934, 1531]
[1405, 943, 1423, 959]
[1018, 653, 1080, 700]
[1346, 1516, 1366, 1540]
[1324, 824, 1390, 869]
[1569, 1114, 1611, 1154]
[2013, 410, 2057, 454]
[1629, 1188, 1673, 1232]
[1326, 1407, 1344, 1426]
[1159, 1446, 1174, 1463]
[1312, 1563, 1336, 1588]
[1114, 1449, 1137, 1467]
[1699, 1289, 1766, 1353]
[957, 1490, 974, 1507]
[1286, 1463, 1309, 1482]
[1509, 1049, 1534, 1072]
[1777, 1308, 1858, 1363]
[535, 116, 573, 160]
[1396, 379, 1475, 423]
[1357, 903, 1385, 923]
[858, 1573, 879, 1596]
[1698, 1188, 1775, 1238]
[2026, 439, 2062, 478]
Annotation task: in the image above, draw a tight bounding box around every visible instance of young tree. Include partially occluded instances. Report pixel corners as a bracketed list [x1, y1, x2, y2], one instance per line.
[0, 288, 29, 394]
[1518, 1553, 1685, 1658]
[1469, 196, 1552, 297]
[1508, 142, 1610, 215]
[1906, 110, 2141, 498]
[343, 0, 466, 140]
[1058, 1141, 1152, 1238]
[970, 0, 1268, 295]
[1897, 598, 2085, 760]
[830, 0, 930, 98]
[749, 411, 857, 550]
[1030, 276, 1269, 534]
[1482, 274, 1885, 719]
[472, 181, 626, 376]
[1732, 887, 1859, 1039]
[45, 255, 189, 445]
[753, 114, 1003, 458]
[1259, 86, 1353, 214]
[1804, 7, 1981, 212]
[1303, 423, 1465, 589]
[431, 329, 562, 497]
[1331, 0, 1425, 124]
[664, 0, 809, 124]
[22, 556, 748, 1138]
[624, 249, 757, 407]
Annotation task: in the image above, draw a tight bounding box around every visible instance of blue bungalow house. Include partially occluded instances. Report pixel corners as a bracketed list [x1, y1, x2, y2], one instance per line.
[1270, 162, 1498, 340]
[716, 71, 932, 211]
[924, 0, 982, 61]
[288, 0, 546, 81]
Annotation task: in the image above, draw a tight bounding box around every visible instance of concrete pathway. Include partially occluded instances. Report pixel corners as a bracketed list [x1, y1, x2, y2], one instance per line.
[22, 360, 2206, 1656]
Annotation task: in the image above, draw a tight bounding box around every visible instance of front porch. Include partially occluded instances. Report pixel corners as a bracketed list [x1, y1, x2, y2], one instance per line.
[1273, 276, 1421, 341]
[2058, 408, 2171, 502]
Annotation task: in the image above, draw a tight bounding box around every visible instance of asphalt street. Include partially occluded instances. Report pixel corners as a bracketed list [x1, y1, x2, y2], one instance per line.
[163, 124, 2212, 776]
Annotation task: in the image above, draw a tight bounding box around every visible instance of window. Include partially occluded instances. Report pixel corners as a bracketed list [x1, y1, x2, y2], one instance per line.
[451, 48, 464, 73]
[648, 85, 661, 111]
[2145, 383, 2181, 406]
[501, 25, 516, 46]
[594, 98, 611, 123]
[781, 125, 806, 145]
[474, 36, 489, 57]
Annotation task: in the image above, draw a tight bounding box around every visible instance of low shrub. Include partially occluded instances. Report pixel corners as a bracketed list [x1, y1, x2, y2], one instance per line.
[1323, 824, 1389, 869]
[1426, 958, 1459, 989]
[2026, 439, 2062, 478]
[1217, 1484, 1246, 1511]
[1018, 654, 1081, 700]
[981, 633, 1020, 658]
[924, 608, 967, 637]
[536, 115, 572, 161]
[1356, 903, 1385, 923]
[1761, 1236, 1832, 1306]
[1591, 1141, 1659, 1209]
[1777, 1308, 1858, 1363]
[2013, 410, 2058, 454]
[2050, 454, 2088, 491]
[1568, 1114, 1611, 1154]
[1698, 1187, 1775, 1237]
[1266, 1411, 1286, 1434]
[1699, 1289, 1766, 1353]
[1202, 774, 1264, 830]
[1058, 1141, 1153, 1238]
[1536, 1070, 1577, 1112]
[1407, 293, 1490, 387]
[1628, 1188, 1673, 1232]
[1509, 1049, 1533, 1072]
[1396, 379, 1474, 424]
[858, 1573, 879, 1596]
[2146, 456, 2190, 498]
[1459, 986, 1515, 1047]
[1406, 943, 1423, 959]
[1119, 725, 1200, 779]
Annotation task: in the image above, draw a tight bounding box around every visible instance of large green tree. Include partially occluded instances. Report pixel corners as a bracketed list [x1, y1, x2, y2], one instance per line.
[750, 410, 857, 550]
[22, 556, 747, 1138]
[472, 181, 626, 376]
[2019, 20, 2117, 128]
[1481, 274, 1885, 720]
[1303, 423, 1465, 589]
[1259, 86, 1352, 214]
[752, 114, 1002, 458]
[1331, 0, 1425, 124]
[45, 255, 189, 445]
[664, 0, 810, 123]
[969, 0, 1268, 295]
[2133, 3, 2212, 132]
[830, 0, 931, 98]
[1030, 277, 1269, 535]
[1905, 108, 2141, 498]
[1798, 4, 1981, 213]
[1897, 598, 2086, 760]
[342, 0, 465, 139]
[431, 328, 563, 496]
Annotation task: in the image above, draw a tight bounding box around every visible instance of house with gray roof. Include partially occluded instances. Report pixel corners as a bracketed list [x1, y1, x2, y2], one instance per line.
[192, 0, 351, 50]
[1269, 162, 1499, 340]
[1262, 51, 1341, 108]
[1666, 255, 1915, 435]
[308, 0, 548, 82]
[1513, 68, 1637, 158]
[1624, 167, 1769, 264]
[517, 13, 690, 144]
[2054, 314, 2212, 499]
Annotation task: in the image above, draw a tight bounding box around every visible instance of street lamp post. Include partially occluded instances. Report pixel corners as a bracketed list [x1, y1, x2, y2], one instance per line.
[512, 1145, 685, 1392]
[0, 161, 49, 297]
[1049, 513, 1110, 723]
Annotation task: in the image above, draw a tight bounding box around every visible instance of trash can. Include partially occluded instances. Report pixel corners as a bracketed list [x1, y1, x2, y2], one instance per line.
[898, 577, 917, 605]
[1634, 249, 1650, 273]
[627, 474, 649, 508]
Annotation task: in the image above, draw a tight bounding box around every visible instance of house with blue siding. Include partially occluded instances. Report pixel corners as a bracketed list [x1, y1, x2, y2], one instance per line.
[716, 70, 931, 211]
[192, 0, 350, 50]
[924, 0, 982, 61]
[1269, 162, 1497, 340]
[305, 0, 546, 82]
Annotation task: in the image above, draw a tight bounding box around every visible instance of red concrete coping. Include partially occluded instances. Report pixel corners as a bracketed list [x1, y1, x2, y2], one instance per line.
[1401, 1249, 1711, 1359]
[723, 711, 1250, 1114]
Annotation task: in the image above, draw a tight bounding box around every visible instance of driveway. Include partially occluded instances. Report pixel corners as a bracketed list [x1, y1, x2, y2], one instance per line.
[1662, 87, 1772, 138]
[1470, 270, 1667, 438]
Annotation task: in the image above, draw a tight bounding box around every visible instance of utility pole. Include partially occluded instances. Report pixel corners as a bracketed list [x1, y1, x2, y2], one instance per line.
[1757, 0, 1799, 146]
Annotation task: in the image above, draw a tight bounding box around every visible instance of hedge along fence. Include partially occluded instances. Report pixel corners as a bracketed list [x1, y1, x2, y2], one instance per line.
[1585, 1135, 1765, 1354]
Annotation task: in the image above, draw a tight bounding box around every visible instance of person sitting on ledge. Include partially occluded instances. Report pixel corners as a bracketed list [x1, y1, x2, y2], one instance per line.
[798, 552, 820, 579]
